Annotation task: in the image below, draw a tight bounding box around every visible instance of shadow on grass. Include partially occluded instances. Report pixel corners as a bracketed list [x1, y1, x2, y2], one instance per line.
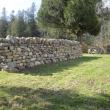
[0, 86, 110, 110]
[22, 56, 101, 76]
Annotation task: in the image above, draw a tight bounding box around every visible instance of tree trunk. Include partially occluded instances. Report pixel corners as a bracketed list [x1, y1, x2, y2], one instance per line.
[76, 31, 83, 44]
[77, 35, 82, 44]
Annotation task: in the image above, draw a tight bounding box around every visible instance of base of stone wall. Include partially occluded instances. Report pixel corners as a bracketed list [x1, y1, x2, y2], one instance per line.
[0, 56, 82, 73]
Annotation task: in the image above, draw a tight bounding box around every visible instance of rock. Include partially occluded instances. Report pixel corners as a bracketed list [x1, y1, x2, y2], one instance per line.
[35, 61, 41, 66]
[1, 64, 18, 72]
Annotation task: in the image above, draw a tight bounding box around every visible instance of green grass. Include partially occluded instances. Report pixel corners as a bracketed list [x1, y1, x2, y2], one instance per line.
[0, 54, 110, 110]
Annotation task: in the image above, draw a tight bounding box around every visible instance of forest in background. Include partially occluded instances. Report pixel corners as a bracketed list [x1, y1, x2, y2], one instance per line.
[0, 0, 110, 53]
[0, 2, 40, 38]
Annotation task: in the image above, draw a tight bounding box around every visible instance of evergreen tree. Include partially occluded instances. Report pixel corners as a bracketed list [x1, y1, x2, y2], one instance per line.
[16, 10, 26, 37]
[38, 0, 102, 41]
[9, 10, 26, 37]
[0, 8, 8, 38]
[27, 2, 40, 36]
[7, 10, 15, 35]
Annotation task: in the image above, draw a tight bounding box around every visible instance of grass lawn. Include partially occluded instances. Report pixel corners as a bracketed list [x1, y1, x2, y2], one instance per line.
[0, 54, 110, 110]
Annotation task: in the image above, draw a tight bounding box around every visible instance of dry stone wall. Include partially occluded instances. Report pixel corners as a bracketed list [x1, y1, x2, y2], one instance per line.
[0, 37, 82, 72]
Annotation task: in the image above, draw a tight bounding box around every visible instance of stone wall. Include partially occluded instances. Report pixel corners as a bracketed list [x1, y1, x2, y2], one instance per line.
[0, 37, 82, 72]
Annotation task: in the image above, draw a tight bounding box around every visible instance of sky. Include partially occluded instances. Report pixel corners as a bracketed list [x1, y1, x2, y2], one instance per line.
[0, 0, 109, 15]
[103, 0, 110, 7]
[0, 0, 42, 15]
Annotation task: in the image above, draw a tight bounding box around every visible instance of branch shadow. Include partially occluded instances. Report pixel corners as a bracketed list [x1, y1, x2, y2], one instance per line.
[0, 86, 110, 110]
[21, 55, 102, 76]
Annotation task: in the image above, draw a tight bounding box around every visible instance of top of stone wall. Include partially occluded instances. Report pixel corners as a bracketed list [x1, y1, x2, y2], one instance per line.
[0, 36, 79, 46]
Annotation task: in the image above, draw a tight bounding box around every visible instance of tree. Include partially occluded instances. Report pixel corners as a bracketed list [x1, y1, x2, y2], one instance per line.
[16, 10, 26, 37]
[7, 3, 41, 37]
[38, 0, 102, 42]
[7, 10, 15, 35]
[27, 2, 40, 37]
[9, 17, 18, 36]
[9, 10, 26, 37]
[93, 6, 110, 53]
[0, 8, 8, 38]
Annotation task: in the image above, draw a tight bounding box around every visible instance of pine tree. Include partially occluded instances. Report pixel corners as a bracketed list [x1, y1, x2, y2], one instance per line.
[27, 2, 40, 37]
[9, 10, 26, 37]
[7, 10, 15, 35]
[38, 0, 102, 41]
[0, 8, 8, 38]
